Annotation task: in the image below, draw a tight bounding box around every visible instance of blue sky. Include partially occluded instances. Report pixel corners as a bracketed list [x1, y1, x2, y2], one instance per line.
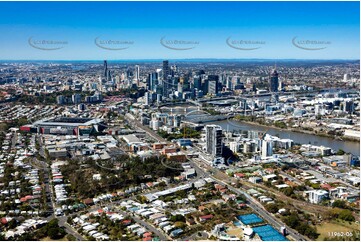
[0, 1, 359, 60]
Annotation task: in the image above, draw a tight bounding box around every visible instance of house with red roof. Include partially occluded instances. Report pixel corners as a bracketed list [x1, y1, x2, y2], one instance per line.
[83, 198, 94, 205]
[199, 214, 214, 222]
[234, 173, 245, 179]
[320, 183, 333, 191]
[143, 232, 152, 238]
[122, 219, 132, 226]
[1, 217, 8, 225]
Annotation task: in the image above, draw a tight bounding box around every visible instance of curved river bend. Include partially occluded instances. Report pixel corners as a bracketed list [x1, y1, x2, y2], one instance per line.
[160, 106, 360, 156]
[216, 120, 360, 156]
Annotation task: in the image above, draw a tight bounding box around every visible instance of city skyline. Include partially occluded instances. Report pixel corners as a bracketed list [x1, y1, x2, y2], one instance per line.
[0, 47, 359, 241]
[0, 1, 360, 241]
[0, 1, 359, 60]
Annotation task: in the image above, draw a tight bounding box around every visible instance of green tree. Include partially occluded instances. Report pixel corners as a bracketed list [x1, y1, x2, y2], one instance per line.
[282, 187, 295, 196]
[66, 234, 77, 241]
[336, 149, 346, 155]
[67, 216, 73, 224]
[48, 218, 59, 228]
[332, 200, 347, 209]
[48, 228, 61, 239]
[265, 203, 279, 213]
[274, 121, 287, 129]
[18, 233, 36, 241]
[338, 209, 355, 222]
[170, 214, 186, 223]
[283, 213, 300, 228]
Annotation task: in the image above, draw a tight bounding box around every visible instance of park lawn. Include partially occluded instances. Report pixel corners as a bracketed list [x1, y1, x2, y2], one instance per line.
[316, 220, 360, 241]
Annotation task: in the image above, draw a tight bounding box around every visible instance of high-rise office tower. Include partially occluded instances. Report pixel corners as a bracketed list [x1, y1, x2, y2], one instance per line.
[226, 78, 233, 90]
[126, 68, 133, 79]
[104, 60, 108, 79]
[208, 75, 219, 82]
[178, 76, 189, 91]
[278, 79, 283, 91]
[208, 80, 218, 95]
[208, 75, 219, 95]
[171, 64, 178, 76]
[343, 100, 354, 113]
[106, 70, 111, 82]
[262, 140, 273, 158]
[269, 69, 279, 92]
[177, 82, 183, 93]
[148, 72, 158, 91]
[203, 79, 209, 95]
[193, 76, 202, 90]
[206, 125, 223, 157]
[144, 92, 150, 106]
[162, 60, 170, 97]
[72, 94, 82, 104]
[135, 65, 140, 81]
[146, 74, 151, 90]
[57, 95, 65, 105]
[163, 60, 169, 80]
[252, 83, 257, 93]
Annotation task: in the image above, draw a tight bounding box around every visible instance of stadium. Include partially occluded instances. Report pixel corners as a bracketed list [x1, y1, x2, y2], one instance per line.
[20, 117, 107, 136]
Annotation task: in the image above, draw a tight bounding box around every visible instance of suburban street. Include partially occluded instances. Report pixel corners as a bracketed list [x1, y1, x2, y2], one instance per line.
[131, 120, 309, 241]
[118, 210, 171, 241]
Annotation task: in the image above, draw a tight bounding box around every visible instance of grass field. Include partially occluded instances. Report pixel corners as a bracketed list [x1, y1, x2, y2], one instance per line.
[227, 227, 243, 238]
[316, 220, 360, 241]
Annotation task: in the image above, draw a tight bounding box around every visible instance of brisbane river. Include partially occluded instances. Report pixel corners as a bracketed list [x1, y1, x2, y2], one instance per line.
[160, 106, 360, 156]
[215, 120, 360, 156]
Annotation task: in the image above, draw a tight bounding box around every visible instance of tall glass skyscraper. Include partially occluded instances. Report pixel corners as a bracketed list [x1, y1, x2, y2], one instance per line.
[269, 69, 279, 92]
[206, 125, 223, 157]
[104, 60, 108, 78]
[162, 60, 169, 80]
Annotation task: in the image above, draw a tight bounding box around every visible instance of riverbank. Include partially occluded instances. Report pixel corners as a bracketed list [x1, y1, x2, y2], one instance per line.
[231, 118, 360, 143]
[219, 118, 359, 155]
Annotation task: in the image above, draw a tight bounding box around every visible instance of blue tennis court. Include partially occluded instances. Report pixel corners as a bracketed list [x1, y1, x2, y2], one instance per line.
[237, 213, 263, 225]
[253, 225, 288, 241]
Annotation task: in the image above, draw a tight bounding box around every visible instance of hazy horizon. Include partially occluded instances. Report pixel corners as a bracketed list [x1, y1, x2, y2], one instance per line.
[0, 58, 359, 62]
